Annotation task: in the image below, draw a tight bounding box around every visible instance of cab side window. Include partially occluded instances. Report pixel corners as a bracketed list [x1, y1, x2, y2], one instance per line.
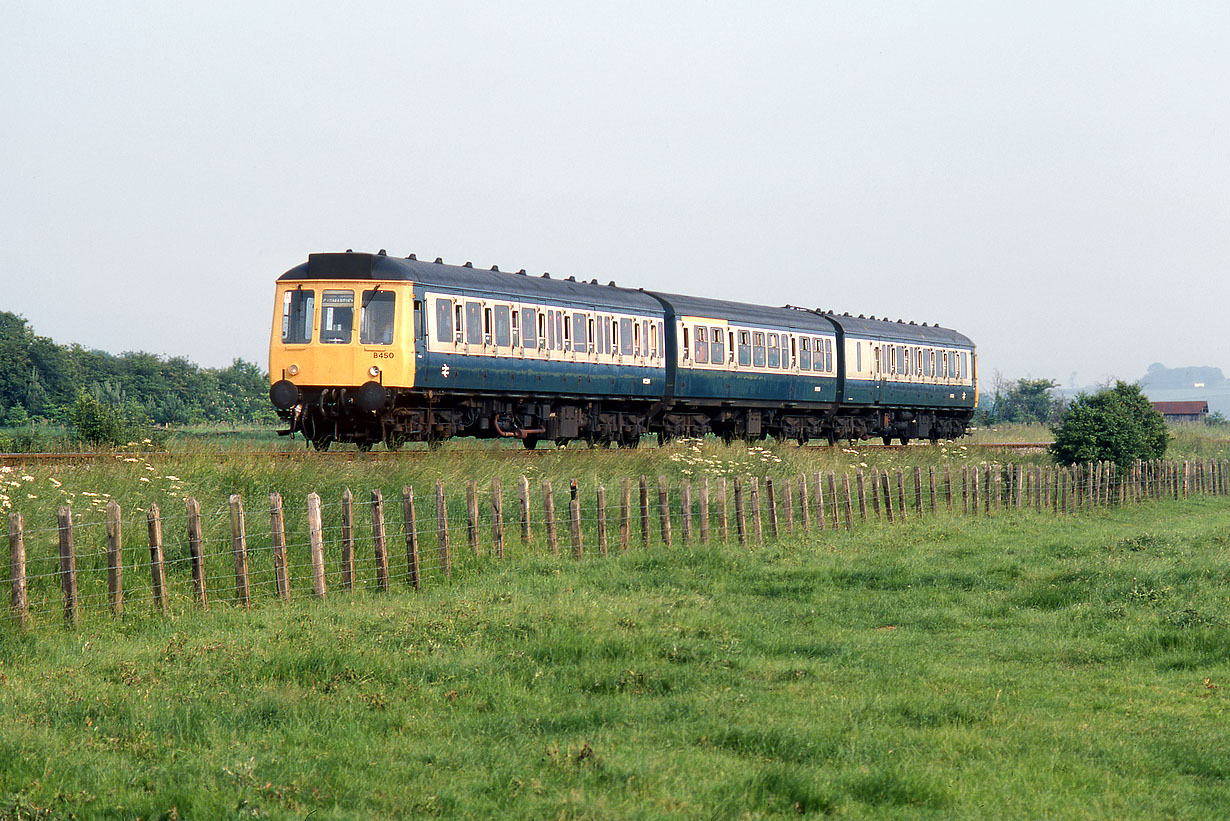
[282, 289, 315, 344]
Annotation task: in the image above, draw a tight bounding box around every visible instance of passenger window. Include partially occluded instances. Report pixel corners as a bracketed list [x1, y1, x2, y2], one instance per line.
[767, 333, 779, 369]
[782, 336, 791, 370]
[827, 339, 834, 373]
[360, 290, 395, 345]
[694, 326, 707, 364]
[464, 301, 482, 345]
[556, 312, 564, 351]
[588, 317, 596, 353]
[856, 340, 862, 372]
[753, 332, 766, 368]
[320, 290, 355, 344]
[710, 326, 724, 365]
[282, 289, 315, 344]
[484, 307, 493, 345]
[620, 318, 633, 355]
[738, 330, 751, 366]
[573, 312, 587, 352]
[563, 313, 572, 351]
[799, 337, 812, 370]
[813, 338, 824, 372]
[522, 307, 537, 349]
[511, 307, 520, 347]
[547, 310, 556, 350]
[494, 305, 511, 347]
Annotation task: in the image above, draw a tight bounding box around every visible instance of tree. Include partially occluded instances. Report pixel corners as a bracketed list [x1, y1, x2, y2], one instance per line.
[975, 374, 1064, 425]
[1050, 381, 1167, 470]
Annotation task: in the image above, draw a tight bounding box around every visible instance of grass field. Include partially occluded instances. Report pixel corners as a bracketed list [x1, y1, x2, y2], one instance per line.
[2, 442, 1228, 818]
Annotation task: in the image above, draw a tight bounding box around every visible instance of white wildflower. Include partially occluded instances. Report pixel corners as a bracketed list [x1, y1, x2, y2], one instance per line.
[21, 475, 34, 482]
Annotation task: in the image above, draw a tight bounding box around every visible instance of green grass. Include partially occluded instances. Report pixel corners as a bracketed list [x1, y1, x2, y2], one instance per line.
[2, 486, 1228, 817]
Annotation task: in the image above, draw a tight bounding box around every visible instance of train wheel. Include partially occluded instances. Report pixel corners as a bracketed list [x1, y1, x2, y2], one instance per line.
[523, 435, 539, 450]
[881, 435, 892, 446]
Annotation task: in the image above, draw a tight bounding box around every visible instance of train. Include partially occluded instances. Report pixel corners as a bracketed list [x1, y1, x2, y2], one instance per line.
[268, 250, 977, 450]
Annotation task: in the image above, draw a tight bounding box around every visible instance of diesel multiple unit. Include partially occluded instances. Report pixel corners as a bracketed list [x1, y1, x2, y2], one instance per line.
[269, 251, 977, 450]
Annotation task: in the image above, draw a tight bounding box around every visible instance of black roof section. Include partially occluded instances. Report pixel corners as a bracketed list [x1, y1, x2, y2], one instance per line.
[645, 291, 837, 334]
[824, 313, 973, 348]
[279, 252, 663, 314]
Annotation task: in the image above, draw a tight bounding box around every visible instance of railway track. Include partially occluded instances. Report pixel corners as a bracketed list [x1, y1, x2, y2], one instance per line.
[0, 442, 1052, 466]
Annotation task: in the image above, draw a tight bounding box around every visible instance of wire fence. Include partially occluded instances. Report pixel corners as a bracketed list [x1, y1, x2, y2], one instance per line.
[6, 457, 1227, 629]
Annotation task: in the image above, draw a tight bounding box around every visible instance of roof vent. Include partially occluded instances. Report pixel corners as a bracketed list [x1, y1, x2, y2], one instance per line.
[843, 312, 850, 317]
[566, 275, 576, 282]
[542, 272, 550, 278]
[490, 265, 499, 271]
[378, 249, 387, 256]
[464, 261, 473, 268]
[517, 268, 527, 275]
[406, 253, 417, 260]
[608, 280, 617, 287]
[870, 316, 876, 321]
[345, 249, 353, 253]
[590, 278, 598, 284]
[434, 257, 443, 264]
[909, 320, 916, 325]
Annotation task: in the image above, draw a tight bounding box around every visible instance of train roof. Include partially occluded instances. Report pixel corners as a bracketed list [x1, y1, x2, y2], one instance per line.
[645, 291, 836, 333]
[279, 252, 664, 314]
[825, 313, 974, 348]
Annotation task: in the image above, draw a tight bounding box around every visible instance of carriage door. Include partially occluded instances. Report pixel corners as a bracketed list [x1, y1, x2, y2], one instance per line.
[872, 343, 884, 404]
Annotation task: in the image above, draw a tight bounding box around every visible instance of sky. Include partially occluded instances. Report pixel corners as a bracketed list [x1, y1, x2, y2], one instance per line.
[3, 2, 1228, 389]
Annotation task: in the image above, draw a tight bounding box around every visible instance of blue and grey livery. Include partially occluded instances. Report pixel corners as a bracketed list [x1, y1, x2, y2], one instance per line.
[268, 251, 976, 449]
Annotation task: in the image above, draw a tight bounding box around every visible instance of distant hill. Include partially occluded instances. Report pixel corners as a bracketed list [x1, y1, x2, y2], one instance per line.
[1138, 362, 1225, 390]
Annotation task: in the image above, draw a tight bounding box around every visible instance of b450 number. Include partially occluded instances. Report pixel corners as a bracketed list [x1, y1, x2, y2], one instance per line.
[372, 351, 396, 360]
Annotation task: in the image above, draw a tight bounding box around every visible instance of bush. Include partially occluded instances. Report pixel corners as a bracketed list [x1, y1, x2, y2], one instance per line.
[1050, 381, 1167, 470]
[70, 390, 128, 447]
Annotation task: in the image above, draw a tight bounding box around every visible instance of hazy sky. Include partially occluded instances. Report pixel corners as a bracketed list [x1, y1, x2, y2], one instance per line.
[3, 2, 1227, 388]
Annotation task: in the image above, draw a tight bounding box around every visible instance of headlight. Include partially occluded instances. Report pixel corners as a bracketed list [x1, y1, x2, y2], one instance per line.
[369, 365, 381, 377]
[287, 364, 300, 376]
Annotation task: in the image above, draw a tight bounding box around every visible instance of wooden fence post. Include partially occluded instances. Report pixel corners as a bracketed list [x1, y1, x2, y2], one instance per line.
[734, 475, 747, 546]
[466, 481, 480, 556]
[307, 492, 327, 598]
[718, 477, 729, 543]
[857, 469, 867, 522]
[870, 471, 881, 519]
[913, 467, 923, 517]
[681, 479, 693, 545]
[620, 478, 632, 552]
[437, 479, 452, 577]
[518, 475, 531, 545]
[229, 495, 250, 610]
[491, 478, 504, 559]
[9, 513, 27, 628]
[928, 466, 937, 515]
[542, 480, 558, 555]
[146, 504, 168, 615]
[961, 466, 969, 515]
[372, 489, 390, 592]
[992, 467, 1002, 513]
[700, 477, 711, 544]
[944, 464, 952, 511]
[827, 472, 839, 530]
[340, 488, 355, 591]
[984, 467, 992, 515]
[881, 471, 895, 523]
[57, 506, 77, 626]
[597, 484, 608, 557]
[270, 492, 290, 602]
[765, 477, 779, 540]
[815, 472, 827, 529]
[658, 476, 672, 546]
[403, 486, 421, 590]
[105, 500, 123, 616]
[842, 473, 854, 530]
[639, 476, 651, 548]
[185, 497, 207, 608]
[798, 474, 810, 532]
[750, 477, 763, 545]
[569, 480, 583, 560]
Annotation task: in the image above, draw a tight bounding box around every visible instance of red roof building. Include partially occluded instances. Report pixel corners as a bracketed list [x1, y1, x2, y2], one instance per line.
[1151, 401, 1209, 423]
